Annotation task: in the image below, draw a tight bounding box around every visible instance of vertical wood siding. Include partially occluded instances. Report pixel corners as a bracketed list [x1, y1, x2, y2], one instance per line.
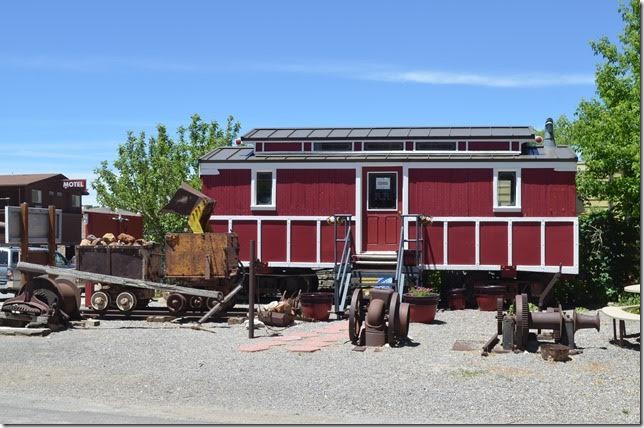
[409, 169, 493, 216]
[448, 222, 476, 264]
[545, 222, 574, 266]
[202, 170, 252, 215]
[479, 222, 508, 265]
[290, 221, 317, 262]
[522, 169, 576, 216]
[276, 169, 355, 215]
[512, 222, 541, 265]
[261, 221, 287, 261]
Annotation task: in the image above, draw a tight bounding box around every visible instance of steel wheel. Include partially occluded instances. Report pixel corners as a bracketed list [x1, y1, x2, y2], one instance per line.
[387, 291, 400, 346]
[348, 289, 363, 344]
[167, 293, 187, 315]
[397, 303, 411, 338]
[90, 291, 110, 313]
[189, 296, 205, 310]
[116, 291, 137, 313]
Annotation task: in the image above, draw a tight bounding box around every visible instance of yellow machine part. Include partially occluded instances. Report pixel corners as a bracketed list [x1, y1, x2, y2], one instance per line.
[188, 199, 209, 234]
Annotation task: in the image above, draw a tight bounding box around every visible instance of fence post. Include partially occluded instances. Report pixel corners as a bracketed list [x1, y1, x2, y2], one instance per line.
[248, 239, 256, 339]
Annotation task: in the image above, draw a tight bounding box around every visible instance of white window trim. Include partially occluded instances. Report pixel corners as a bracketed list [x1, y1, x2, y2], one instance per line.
[366, 171, 399, 212]
[250, 169, 277, 211]
[493, 168, 521, 212]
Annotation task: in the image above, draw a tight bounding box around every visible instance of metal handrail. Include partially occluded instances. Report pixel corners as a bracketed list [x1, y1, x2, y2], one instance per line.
[330, 214, 353, 315]
[394, 214, 430, 295]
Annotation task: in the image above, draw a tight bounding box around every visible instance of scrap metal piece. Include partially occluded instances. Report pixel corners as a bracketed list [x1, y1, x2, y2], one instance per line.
[482, 334, 500, 355]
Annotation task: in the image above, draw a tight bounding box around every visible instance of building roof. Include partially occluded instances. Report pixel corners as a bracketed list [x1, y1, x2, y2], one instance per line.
[200, 146, 578, 163]
[0, 173, 64, 186]
[83, 207, 142, 217]
[242, 126, 535, 141]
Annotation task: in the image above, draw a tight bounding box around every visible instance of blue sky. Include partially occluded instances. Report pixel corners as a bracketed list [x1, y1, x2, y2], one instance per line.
[0, 1, 623, 205]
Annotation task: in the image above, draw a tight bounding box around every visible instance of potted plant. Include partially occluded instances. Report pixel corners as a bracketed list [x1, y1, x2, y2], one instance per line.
[403, 286, 440, 323]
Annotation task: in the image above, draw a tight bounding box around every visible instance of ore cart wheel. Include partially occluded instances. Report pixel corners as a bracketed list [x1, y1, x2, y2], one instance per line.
[116, 291, 137, 313]
[387, 292, 400, 346]
[91, 291, 110, 313]
[348, 289, 364, 344]
[189, 296, 205, 310]
[167, 293, 187, 315]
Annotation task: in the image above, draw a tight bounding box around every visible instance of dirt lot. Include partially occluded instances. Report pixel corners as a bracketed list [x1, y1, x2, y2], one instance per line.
[0, 308, 639, 424]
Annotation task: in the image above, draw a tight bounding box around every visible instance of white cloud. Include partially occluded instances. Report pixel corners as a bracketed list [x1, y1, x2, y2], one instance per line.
[0, 55, 595, 88]
[364, 70, 595, 87]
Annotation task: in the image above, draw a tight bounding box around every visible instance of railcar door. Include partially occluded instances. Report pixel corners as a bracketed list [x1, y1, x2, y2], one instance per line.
[362, 167, 402, 252]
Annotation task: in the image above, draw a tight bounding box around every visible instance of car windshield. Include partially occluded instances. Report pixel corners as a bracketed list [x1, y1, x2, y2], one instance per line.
[0, 251, 7, 266]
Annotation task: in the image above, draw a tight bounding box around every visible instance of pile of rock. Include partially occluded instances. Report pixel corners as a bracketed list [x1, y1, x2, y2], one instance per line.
[79, 233, 153, 247]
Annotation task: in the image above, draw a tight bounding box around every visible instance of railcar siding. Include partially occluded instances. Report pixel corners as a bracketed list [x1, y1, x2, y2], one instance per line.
[409, 169, 493, 216]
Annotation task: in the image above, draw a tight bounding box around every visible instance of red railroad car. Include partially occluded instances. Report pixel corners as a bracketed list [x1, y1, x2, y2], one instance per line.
[199, 118, 577, 305]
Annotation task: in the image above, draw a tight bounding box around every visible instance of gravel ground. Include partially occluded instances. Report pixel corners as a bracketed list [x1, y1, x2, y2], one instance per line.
[0, 308, 639, 424]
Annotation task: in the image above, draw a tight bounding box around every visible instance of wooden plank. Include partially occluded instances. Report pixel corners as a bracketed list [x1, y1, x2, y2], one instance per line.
[16, 262, 227, 300]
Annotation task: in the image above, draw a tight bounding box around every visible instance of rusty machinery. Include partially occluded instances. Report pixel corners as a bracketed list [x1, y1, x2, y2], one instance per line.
[483, 293, 600, 354]
[0, 275, 81, 329]
[349, 287, 411, 347]
[161, 183, 242, 316]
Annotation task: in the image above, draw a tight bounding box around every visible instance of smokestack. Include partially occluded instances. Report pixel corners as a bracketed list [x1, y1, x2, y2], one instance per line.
[543, 117, 556, 154]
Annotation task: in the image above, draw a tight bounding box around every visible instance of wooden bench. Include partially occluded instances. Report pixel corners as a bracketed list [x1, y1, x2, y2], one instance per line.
[600, 305, 640, 347]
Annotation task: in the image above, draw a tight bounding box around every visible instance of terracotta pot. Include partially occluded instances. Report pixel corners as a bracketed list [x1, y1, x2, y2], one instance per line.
[300, 292, 333, 321]
[403, 293, 440, 323]
[474, 285, 506, 312]
[447, 288, 467, 310]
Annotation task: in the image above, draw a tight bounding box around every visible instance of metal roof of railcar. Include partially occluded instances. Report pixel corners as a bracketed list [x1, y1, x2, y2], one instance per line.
[241, 126, 535, 141]
[200, 146, 577, 162]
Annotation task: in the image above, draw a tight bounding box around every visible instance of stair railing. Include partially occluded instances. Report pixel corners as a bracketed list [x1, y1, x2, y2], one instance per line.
[394, 214, 430, 299]
[330, 214, 353, 316]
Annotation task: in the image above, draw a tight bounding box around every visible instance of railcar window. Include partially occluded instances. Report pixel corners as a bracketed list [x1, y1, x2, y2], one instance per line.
[255, 172, 274, 206]
[313, 142, 353, 151]
[363, 142, 404, 151]
[0, 251, 7, 265]
[415, 141, 457, 151]
[497, 171, 517, 206]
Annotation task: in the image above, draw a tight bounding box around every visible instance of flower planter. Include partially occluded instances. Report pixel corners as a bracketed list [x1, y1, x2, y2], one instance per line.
[447, 288, 467, 310]
[402, 293, 440, 323]
[473, 285, 506, 311]
[300, 292, 333, 321]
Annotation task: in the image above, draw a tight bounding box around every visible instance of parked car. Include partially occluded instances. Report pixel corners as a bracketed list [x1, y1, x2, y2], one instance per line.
[0, 246, 72, 292]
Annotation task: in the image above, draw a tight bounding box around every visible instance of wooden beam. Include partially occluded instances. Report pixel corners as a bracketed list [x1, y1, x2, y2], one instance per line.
[48, 205, 56, 266]
[20, 202, 29, 286]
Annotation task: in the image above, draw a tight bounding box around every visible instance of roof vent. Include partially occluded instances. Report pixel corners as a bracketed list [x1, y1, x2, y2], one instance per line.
[543, 117, 556, 154]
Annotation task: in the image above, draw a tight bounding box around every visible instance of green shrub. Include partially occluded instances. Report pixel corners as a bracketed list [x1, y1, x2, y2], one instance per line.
[555, 209, 640, 308]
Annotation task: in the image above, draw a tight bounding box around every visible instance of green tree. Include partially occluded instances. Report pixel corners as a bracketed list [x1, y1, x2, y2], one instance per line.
[569, 0, 640, 219]
[92, 114, 241, 242]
